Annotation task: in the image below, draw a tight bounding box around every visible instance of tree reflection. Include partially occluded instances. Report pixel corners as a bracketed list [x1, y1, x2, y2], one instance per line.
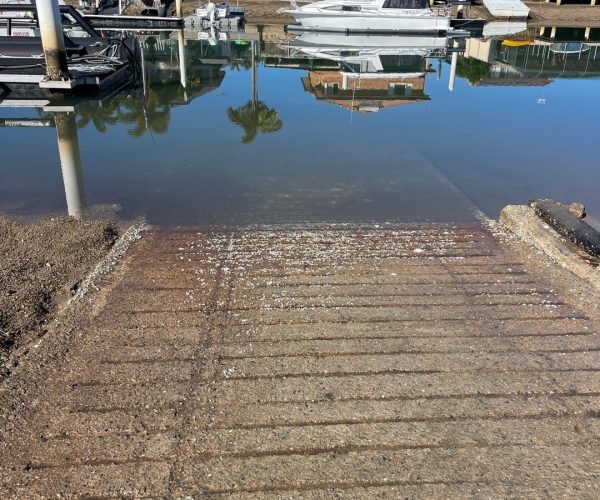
[227, 41, 282, 144]
[75, 86, 173, 138]
[119, 88, 171, 138]
[227, 101, 283, 144]
[456, 57, 491, 84]
[75, 98, 121, 133]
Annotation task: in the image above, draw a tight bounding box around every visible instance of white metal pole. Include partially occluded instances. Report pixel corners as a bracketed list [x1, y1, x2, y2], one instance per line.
[36, 0, 69, 80]
[176, 0, 182, 17]
[55, 113, 86, 220]
[178, 29, 187, 88]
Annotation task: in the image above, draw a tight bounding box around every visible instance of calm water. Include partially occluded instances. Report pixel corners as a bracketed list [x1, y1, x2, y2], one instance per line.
[1, 30, 599, 225]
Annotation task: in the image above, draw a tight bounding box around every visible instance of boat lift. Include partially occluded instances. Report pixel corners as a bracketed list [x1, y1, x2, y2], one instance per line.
[0, 4, 137, 96]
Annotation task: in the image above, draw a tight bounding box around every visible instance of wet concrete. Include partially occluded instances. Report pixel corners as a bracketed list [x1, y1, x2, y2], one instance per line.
[1, 221, 599, 497]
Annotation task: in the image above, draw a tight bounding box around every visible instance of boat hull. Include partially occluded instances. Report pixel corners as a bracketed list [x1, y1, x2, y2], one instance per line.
[289, 12, 450, 33]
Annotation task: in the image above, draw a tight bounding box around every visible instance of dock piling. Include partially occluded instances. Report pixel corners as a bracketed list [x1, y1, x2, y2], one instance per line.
[36, 0, 69, 81]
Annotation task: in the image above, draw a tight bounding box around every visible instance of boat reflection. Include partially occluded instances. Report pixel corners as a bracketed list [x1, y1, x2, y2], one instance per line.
[1, 26, 599, 221]
[273, 32, 458, 111]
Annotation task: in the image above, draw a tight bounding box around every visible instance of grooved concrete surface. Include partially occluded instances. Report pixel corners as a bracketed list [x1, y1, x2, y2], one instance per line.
[2, 222, 600, 497]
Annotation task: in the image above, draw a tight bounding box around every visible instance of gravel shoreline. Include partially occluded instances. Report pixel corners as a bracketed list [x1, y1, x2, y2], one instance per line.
[0, 217, 119, 378]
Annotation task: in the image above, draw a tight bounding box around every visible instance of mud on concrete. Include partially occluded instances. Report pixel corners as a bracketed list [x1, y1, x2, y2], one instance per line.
[0, 217, 119, 377]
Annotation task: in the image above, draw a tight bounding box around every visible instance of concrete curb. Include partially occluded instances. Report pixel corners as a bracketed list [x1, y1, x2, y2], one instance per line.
[499, 205, 600, 290]
[530, 199, 600, 257]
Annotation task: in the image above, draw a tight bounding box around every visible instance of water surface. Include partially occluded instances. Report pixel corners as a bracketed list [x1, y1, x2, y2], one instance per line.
[1, 31, 599, 225]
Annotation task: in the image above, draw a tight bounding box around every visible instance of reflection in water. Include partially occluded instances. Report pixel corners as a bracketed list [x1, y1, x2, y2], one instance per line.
[227, 41, 282, 143]
[1, 26, 600, 222]
[55, 113, 86, 220]
[74, 88, 172, 138]
[227, 100, 283, 144]
[449, 41, 458, 91]
[177, 30, 188, 90]
[280, 33, 453, 112]
[464, 37, 600, 85]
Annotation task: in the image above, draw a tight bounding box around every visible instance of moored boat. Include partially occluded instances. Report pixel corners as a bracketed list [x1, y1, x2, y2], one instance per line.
[283, 0, 451, 34]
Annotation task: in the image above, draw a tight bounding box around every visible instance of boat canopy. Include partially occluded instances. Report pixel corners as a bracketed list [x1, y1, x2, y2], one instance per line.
[382, 0, 428, 9]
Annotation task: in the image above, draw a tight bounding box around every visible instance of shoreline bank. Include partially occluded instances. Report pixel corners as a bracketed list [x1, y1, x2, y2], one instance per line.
[0, 217, 119, 377]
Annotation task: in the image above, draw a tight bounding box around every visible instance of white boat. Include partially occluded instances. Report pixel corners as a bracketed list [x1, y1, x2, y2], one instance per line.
[283, 0, 450, 34]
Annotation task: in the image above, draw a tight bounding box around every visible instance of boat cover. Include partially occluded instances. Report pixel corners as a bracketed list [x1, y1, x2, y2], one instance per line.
[382, 0, 428, 9]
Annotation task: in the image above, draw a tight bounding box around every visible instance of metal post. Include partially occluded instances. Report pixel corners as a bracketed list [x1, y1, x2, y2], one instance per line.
[176, 0, 182, 17]
[36, 0, 69, 81]
[54, 112, 86, 220]
[177, 29, 187, 88]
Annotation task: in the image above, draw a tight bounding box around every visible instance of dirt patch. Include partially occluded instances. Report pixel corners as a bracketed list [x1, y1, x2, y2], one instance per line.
[0, 217, 118, 376]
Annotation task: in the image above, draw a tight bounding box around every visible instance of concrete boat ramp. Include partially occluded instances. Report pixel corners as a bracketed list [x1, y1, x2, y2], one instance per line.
[1, 218, 599, 497]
